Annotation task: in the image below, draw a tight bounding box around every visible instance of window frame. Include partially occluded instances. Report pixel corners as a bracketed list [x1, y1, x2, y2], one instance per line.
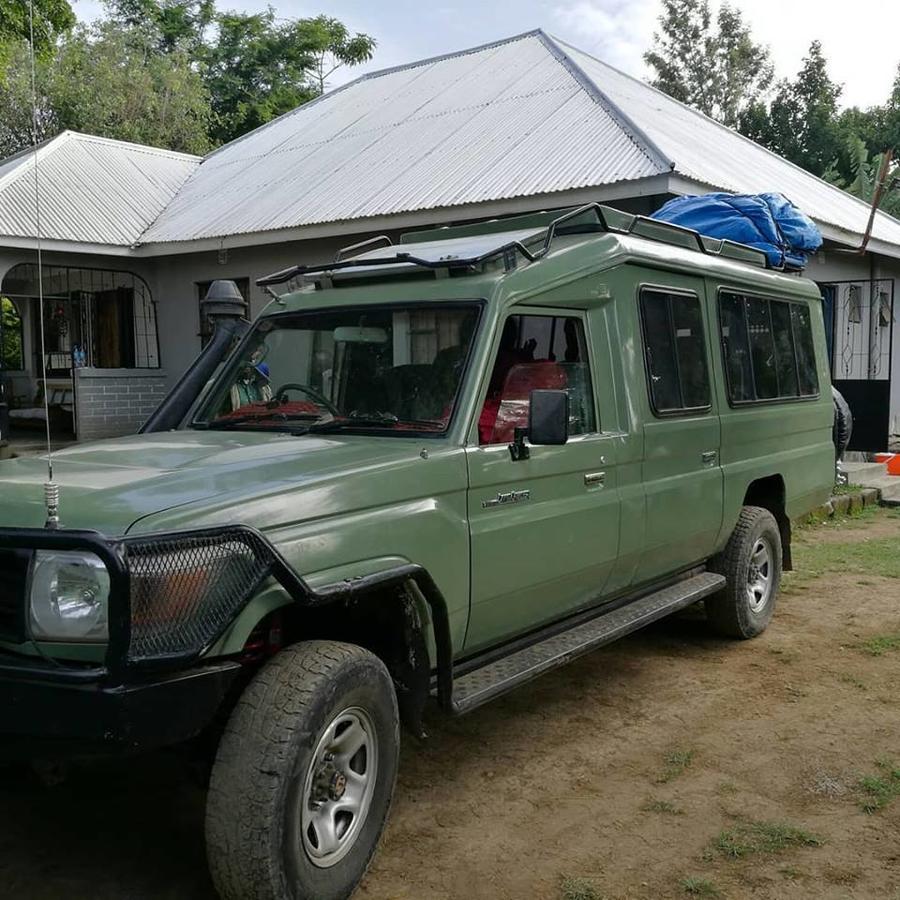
[476, 309, 601, 445]
[191, 299, 486, 439]
[716, 287, 821, 408]
[637, 284, 713, 419]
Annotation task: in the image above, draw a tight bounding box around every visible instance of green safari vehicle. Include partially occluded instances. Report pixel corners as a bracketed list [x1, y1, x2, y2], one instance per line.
[0, 204, 834, 899]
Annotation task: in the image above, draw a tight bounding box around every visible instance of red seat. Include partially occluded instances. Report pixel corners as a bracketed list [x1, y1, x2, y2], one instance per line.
[479, 362, 567, 444]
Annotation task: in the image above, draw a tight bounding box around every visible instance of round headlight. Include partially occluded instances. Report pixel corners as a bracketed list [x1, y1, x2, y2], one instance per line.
[29, 551, 110, 643]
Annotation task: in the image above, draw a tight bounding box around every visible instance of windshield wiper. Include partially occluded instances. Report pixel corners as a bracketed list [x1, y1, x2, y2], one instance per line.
[298, 414, 445, 435]
[198, 410, 324, 430]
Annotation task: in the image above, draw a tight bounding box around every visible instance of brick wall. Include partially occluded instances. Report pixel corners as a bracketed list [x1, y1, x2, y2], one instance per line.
[73, 368, 168, 441]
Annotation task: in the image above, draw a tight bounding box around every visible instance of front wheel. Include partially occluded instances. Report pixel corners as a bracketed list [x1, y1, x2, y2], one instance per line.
[706, 506, 782, 639]
[206, 640, 400, 900]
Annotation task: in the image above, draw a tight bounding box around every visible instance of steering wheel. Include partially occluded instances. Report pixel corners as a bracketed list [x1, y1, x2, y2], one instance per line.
[273, 382, 340, 416]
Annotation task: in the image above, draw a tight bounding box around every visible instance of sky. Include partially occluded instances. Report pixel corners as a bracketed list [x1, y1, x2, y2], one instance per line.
[73, 0, 900, 110]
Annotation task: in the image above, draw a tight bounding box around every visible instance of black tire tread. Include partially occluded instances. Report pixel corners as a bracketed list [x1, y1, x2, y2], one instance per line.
[707, 505, 781, 639]
[205, 640, 396, 900]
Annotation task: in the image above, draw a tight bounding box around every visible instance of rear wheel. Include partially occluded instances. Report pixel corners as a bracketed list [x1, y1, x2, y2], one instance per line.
[205, 640, 399, 900]
[707, 506, 782, 639]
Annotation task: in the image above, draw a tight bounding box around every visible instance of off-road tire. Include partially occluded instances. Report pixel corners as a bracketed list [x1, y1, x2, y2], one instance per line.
[706, 506, 782, 639]
[205, 641, 400, 900]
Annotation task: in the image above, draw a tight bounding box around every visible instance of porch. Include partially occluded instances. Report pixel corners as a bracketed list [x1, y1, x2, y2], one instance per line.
[0, 262, 166, 443]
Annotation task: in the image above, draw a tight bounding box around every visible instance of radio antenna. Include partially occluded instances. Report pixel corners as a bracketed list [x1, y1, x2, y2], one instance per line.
[28, 0, 59, 528]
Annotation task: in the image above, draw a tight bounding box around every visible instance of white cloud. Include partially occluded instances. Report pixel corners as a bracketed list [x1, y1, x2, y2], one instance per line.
[552, 0, 658, 77]
[552, 0, 899, 109]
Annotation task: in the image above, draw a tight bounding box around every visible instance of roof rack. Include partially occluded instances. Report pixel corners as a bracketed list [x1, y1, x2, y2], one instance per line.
[256, 203, 770, 288]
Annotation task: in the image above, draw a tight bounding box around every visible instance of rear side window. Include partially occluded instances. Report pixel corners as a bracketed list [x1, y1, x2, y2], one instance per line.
[718, 291, 819, 403]
[639, 289, 711, 415]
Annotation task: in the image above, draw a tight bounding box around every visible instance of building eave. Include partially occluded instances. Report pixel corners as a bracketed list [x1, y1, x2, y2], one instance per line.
[131, 175, 673, 257]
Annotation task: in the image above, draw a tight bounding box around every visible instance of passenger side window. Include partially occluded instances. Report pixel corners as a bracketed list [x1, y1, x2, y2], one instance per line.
[638, 289, 711, 415]
[718, 292, 819, 403]
[478, 314, 596, 445]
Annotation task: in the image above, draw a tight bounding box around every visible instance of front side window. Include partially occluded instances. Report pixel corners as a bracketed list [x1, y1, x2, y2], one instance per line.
[478, 314, 596, 445]
[639, 289, 711, 415]
[194, 303, 481, 435]
[719, 291, 819, 403]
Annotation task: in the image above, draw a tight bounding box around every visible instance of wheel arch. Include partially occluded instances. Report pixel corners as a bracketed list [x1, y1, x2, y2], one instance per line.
[209, 564, 454, 737]
[742, 475, 792, 571]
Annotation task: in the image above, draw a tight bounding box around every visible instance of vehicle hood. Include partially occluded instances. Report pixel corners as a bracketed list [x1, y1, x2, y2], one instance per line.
[0, 430, 437, 535]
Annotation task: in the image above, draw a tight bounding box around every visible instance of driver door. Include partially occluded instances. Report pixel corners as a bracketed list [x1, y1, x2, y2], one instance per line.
[464, 310, 621, 652]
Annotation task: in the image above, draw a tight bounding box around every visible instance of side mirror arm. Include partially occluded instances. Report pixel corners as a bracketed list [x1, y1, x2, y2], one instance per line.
[508, 427, 530, 461]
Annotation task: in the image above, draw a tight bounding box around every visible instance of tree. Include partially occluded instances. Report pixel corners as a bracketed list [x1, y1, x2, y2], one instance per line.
[644, 0, 772, 128]
[0, 22, 213, 157]
[0, 0, 75, 52]
[103, 0, 214, 53]
[0, 41, 55, 156]
[739, 41, 844, 178]
[202, 10, 375, 145]
[48, 22, 212, 153]
[826, 134, 900, 219]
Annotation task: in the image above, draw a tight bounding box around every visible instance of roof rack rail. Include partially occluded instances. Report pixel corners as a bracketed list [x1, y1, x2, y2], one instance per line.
[256, 202, 769, 288]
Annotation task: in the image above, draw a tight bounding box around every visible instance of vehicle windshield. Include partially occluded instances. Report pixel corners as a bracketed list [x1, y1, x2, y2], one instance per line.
[193, 303, 481, 435]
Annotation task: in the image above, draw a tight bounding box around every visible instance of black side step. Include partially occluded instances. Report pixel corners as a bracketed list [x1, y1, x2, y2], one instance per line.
[450, 572, 726, 715]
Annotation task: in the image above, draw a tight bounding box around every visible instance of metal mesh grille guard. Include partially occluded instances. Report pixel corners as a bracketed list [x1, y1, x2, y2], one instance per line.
[123, 528, 279, 664]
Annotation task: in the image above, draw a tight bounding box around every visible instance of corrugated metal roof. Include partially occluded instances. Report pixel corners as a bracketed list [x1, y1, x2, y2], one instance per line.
[141, 32, 663, 243]
[0, 132, 199, 246]
[3, 30, 899, 254]
[554, 37, 900, 250]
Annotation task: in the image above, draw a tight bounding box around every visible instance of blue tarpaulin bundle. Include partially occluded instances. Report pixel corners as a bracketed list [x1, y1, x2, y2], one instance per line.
[651, 192, 823, 269]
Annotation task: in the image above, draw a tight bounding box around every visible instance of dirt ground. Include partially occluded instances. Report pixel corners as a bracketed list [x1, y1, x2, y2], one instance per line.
[2, 508, 900, 900]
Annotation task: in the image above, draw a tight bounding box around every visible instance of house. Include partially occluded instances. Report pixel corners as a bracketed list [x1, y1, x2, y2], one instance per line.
[1, 29, 898, 446]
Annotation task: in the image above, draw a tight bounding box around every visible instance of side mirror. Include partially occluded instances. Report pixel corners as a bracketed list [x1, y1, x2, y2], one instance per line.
[509, 389, 569, 461]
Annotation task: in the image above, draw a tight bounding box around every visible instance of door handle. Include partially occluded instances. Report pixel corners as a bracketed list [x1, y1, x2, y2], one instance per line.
[584, 471, 606, 486]
[701, 450, 718, 466]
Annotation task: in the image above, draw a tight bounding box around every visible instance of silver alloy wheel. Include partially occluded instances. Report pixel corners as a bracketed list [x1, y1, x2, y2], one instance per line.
[300, 706, 378, 868]
[746, 536, 773, 613]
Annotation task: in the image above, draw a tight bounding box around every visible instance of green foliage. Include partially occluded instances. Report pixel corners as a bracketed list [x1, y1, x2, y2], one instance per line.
[0, 2, 375, 156]
[0, 0, 75, 52]
[201, 11, 375, 145]
[0, 297, 24, 371]
[825, 135, 900, 219]
[644, 0, 772, 127]
[783, 513, 900, 594]
[560, 875, 603, 900]
[859, 758, 900, 813]
[103, 0, 215, 52]
[681, 877, 720, 897]
[739, 41, 844, 177]
[712, 821, 823, 858]
[858, 634, 900, 657]
[656, 748, 695, 783]
[39, 21, 211, 154]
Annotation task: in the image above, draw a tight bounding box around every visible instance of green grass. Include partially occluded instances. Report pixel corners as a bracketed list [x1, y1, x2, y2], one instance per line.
[711, 821, 823, 858]
[859, 758, 900, 814]
[783, 524, 900, 595]
[642, 798, 683, 815]
[656, 749, 695, 783]
[832, 482, 864, 496]
[859, 634, 900, 657]
[681, 877, 721, 897]
[560, 875, 603, 900]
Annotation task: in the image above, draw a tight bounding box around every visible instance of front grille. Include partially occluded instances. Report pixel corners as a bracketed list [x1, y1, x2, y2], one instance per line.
[124, 529, 275, 663]
[0, 549, 31, 643]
